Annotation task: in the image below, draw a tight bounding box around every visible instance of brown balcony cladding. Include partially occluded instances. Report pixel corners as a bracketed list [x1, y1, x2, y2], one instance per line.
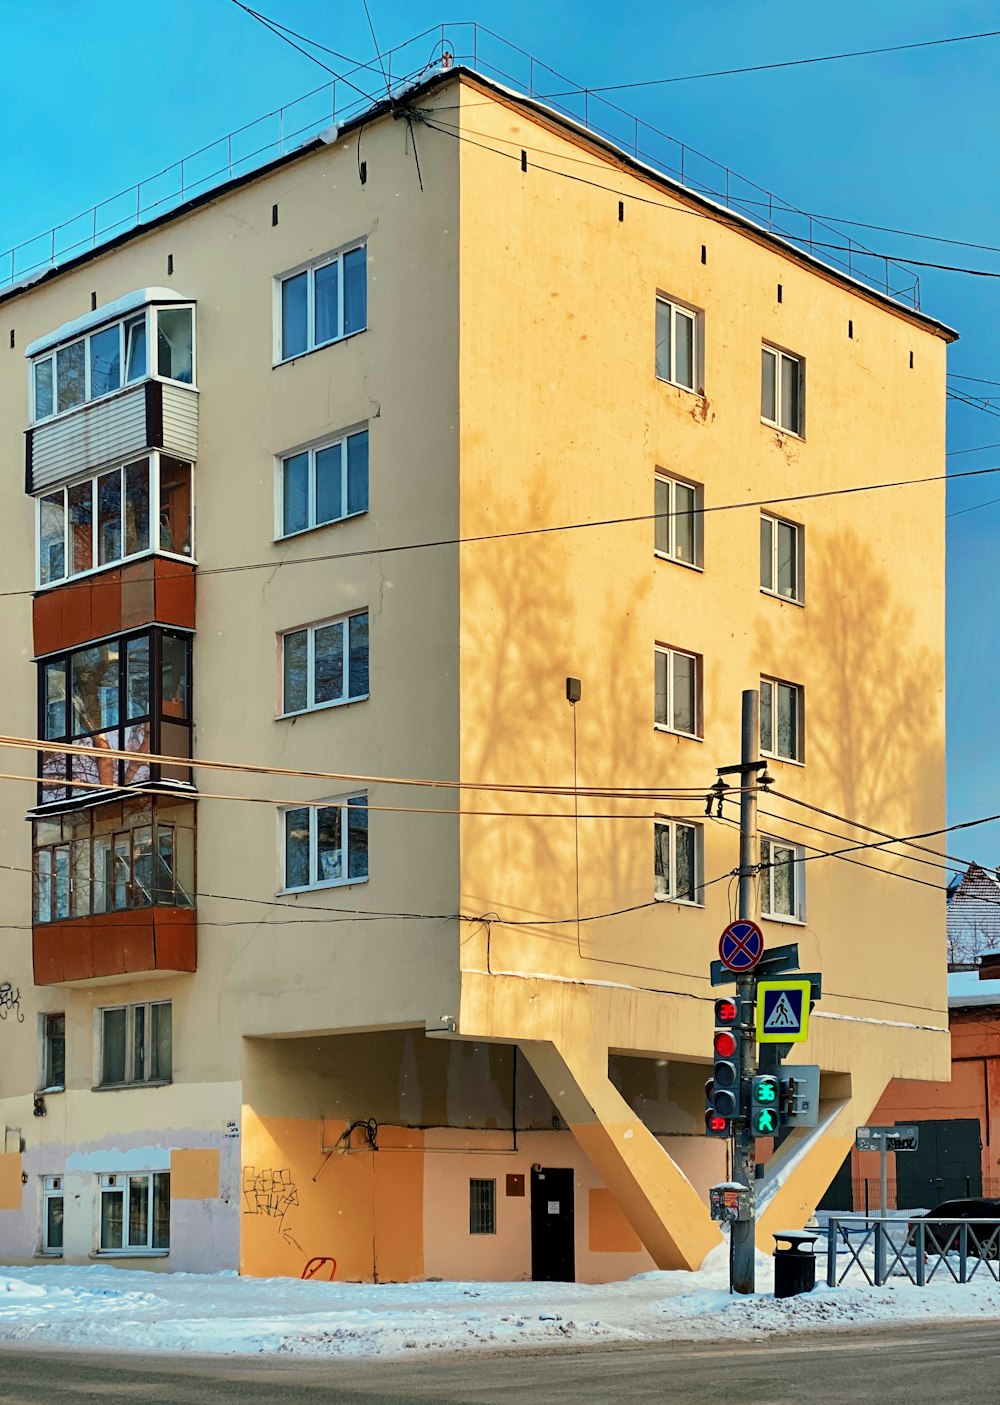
[33, 907, 196, 985]
[34, 557, 195, 655]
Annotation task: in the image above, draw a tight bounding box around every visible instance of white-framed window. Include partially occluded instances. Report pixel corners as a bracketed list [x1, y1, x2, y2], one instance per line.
[282, 796, 369, 891]
[760, 514, 803, 602]
[278, 428, 369, 539]
[41, 1012, 65, 1092]
[655, 646, 700, 738]
[760, 676, 803, 762]
[654, 473, 703, 568]
[36, 454, 193, 588]
[655, 295, 700, 392]
[760, 836, 805, 921]
[31, 305, 194, 424]
[654, 820, 703, 903]
[99, 1171, 169, 1254]
[761, 345, 803, 434]
[276, 243, 367, 362]
[41, 1176, 64, 1256]
[98, 1001, 172, 1088]
[280, 611, 369, 716]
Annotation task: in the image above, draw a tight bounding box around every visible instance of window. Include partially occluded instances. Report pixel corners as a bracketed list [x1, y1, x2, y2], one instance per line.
[760, 514, 802, 602]
[761, 345, 803, 434]
[36, 455, 193, 587]
[654, 647, 700, 738]
[277, 244, 367, 361]
[99, 1172, 170, 1253]
[654, 820, 702, 903]
[280, 611, 369, 715]
[469, 1178, 496, 1234]
[760, 677, 803, 762]
[760, 836, 804, 921]
[38, 629, 193, 804]
[32, 305, 193, 424]
[654, 473, 703, 567]
[99, 1000, 172, 1087]
[42, 1176, 64, 1256]
[41, 1013, 65, 1090]
[33, 798, 195, 923]
[282, 796, 369, 891]
[655, 296, 700, 392]
[279, 428, 369, 538]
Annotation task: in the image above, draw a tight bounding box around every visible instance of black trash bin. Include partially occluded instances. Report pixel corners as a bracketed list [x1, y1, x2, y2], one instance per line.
[772, 1230, 818, 1298]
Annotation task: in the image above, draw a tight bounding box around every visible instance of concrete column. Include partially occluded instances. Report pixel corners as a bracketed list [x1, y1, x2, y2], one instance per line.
[519, 1038, 721, 1271]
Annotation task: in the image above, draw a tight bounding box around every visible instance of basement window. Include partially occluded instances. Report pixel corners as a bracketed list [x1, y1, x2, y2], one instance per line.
[469, 1178, 496, 1234]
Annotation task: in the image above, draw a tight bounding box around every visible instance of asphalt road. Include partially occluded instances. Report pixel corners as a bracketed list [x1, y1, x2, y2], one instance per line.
[0, 1321, 997, 1403]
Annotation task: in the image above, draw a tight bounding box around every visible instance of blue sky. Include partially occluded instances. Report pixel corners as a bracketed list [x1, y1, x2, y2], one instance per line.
[2, 1, 999, 861]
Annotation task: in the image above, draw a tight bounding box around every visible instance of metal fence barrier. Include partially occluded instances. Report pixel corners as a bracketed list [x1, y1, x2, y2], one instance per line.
[826, 1215, 1000, 1289]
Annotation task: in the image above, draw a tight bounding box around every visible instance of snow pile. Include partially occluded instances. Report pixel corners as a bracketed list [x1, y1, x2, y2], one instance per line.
[0, 1248, 996, 1358]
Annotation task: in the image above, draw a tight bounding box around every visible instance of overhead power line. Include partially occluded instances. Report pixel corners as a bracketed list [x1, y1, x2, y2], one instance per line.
[228, 0, 379, 103]
[539, 28, 1000, 95]
[0, 463, 987, 604]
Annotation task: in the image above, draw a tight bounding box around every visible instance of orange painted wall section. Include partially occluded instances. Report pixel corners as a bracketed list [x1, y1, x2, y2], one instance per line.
[33, 905, 197, 985]
[171, 1148, 221, 1200]
[33, 558, 195, 656]
[0, 1155, 21, 1212]
[241, 1112, 424, 1282]
[588, 1189, 643, 1254]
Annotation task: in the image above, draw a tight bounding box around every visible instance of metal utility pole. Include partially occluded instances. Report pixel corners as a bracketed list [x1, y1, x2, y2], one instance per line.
[731, 688, 760, 1295]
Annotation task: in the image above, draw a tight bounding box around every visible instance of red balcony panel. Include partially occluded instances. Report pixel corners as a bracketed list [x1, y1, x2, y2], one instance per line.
[33, 559, 195, 656]
[32, 907, 196, 985]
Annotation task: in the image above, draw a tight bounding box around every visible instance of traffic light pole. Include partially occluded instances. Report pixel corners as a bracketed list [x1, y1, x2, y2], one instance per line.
[731, 689, 760, 1296]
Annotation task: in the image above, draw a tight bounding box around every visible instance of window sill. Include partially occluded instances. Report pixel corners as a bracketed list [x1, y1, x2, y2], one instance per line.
[655, 375, 704, 398]
[761, 418, 805, 441]
[653, 724, 703, 743]
[760, 588, 804, 608]
[278, 875, 369, 897]
[761, 752, 805, 768]
[654, 895, 705, 909]
[761, 913, 805, 927]
[654, 551, 703, 573]
[91, 1080, 172, 1093]
[276, 510, 367, 543]
[36, 1251, 63, 1259]
[274, 327, 367, 369]
[37, 1085, 64, 1096]
[91, 1250, 169, 1259]
[278, 694, 369, 720]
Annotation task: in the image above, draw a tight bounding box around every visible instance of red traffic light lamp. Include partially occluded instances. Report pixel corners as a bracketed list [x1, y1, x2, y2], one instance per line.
[713, 1030, 737, 1059]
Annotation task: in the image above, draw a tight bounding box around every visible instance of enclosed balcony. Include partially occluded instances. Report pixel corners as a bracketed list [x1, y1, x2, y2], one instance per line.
[25, 291, 197, 494]
[31, 795, 196, 985]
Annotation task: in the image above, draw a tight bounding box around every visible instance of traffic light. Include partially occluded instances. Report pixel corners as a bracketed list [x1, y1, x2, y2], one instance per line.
[709, 997, 742, 1130]
[750, 1074, 780, 1136]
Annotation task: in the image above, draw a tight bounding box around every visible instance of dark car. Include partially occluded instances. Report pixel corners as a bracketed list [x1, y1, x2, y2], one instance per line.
[908, 1198, 1000, 1258]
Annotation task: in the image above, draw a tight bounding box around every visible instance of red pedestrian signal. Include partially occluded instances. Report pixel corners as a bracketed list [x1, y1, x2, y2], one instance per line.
[715, 998, 738, 1025]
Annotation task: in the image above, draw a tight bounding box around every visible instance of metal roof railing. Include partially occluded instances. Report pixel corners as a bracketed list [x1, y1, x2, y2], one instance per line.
[0, 21, 919, 309]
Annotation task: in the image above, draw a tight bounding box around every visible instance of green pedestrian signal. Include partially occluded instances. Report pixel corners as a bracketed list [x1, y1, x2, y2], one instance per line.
[753, 1107, 778, 1135]
[750, 1075, 780, 1138]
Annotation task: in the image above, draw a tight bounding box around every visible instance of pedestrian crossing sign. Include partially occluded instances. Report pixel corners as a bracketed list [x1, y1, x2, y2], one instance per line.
[756, 980, 811, 1043]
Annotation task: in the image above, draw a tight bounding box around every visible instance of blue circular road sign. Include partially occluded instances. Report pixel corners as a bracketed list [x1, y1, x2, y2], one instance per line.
[719, 919, 764, 972]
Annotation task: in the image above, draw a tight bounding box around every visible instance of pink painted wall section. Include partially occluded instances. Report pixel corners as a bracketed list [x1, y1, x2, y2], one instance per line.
[422, 1129, 725, 1283]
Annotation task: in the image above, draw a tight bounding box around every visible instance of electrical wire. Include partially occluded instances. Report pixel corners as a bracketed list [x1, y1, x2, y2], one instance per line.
[538, 29, 1000, 95]
[767, 789, 974, 871]
[2, 462, 987, 605]
[228, 0, 379, 104]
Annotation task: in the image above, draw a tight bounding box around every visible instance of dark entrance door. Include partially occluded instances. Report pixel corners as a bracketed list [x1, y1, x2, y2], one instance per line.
[530, 1167, 575, 1281]
[895, 1119, 982, 1208]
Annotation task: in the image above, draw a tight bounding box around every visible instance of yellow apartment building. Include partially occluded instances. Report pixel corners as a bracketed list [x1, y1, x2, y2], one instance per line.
[0, 57, 954, 1282]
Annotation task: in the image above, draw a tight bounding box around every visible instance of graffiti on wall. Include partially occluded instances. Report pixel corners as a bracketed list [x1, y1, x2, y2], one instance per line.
[0, 984, 24, 1023]
[242, 1166, 302, 1250]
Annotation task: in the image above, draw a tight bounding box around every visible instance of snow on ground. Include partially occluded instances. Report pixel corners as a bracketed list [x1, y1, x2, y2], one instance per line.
[0, 1242, 998, 1358]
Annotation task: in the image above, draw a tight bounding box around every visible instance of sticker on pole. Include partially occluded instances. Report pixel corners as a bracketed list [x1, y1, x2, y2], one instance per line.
[756, 979, 811, 1043]
[718, 919, 764, 973]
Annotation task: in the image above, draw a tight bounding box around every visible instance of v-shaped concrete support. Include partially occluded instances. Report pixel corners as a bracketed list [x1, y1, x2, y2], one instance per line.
[519, 1038, 722, 1270]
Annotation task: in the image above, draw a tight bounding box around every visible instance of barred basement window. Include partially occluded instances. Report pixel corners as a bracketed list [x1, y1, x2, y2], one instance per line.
[469, 1178, 496, 1234]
